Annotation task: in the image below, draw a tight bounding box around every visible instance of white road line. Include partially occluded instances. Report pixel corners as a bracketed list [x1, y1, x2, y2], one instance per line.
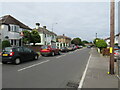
[18, 60, 50, 72]
[78, 54, 92, 89]
[56, 56, 63, 58]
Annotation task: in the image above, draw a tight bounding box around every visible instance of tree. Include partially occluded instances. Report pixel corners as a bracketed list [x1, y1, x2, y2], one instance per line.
[96, 39, 107, 52]
[93, 38, 101, 45]
[30, 30, 41, 46]
[71, 38, 82, 45]
[2, 40, 11, 49]
[22, 30, 31, 45]
[82, 40, 89, 44]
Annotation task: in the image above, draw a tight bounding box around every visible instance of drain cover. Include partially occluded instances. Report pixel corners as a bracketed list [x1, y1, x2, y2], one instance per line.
[66, 81, 79, 88]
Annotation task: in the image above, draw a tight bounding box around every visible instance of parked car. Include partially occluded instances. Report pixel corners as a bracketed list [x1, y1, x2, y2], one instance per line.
[75, 45, 79, 49]
[87, 45, 91, 48]
[2, 47, 39, 65]
[68, 46, 74, 51]
[60, 47, 69, 52]
[79, 45, 83, 48]
[114, 50, 120, 61]
[72, 46, 77, 50]
[40, 45, 60, 56]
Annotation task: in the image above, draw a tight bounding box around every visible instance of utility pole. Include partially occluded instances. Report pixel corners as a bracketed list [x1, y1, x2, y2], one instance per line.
[109, 0, 115, 75]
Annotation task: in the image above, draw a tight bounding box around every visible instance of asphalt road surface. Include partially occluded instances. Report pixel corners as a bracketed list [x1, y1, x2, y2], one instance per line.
[2, 48, 90, 88]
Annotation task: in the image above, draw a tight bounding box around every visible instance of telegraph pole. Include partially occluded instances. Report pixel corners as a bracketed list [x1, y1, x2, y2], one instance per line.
[109, 0, 115, 75]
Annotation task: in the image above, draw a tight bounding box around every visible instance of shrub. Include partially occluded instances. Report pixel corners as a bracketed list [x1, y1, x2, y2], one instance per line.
[2, 40, 11, 49]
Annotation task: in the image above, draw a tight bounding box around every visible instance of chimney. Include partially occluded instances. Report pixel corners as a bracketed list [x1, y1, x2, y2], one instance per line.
[36, 23, 40, 29]
[43, 26, 46, 29]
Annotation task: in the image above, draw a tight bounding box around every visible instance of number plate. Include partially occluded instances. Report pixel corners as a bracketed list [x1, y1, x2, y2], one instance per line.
[3, 54, 8, 56]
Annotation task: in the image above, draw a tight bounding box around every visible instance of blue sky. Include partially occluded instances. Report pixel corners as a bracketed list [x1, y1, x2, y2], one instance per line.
[0, 2, 118, 41]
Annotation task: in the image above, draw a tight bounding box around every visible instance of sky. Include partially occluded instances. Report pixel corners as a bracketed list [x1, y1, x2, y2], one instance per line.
[0, 1, 119, 41]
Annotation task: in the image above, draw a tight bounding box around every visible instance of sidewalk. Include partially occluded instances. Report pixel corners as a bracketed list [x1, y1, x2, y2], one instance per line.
[81, 48, 118, 88]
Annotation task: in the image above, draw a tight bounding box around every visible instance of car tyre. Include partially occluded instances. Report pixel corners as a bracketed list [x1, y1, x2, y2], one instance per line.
[52, 52, 55, 56]
[14, 58, 21, 65]
[2, 61, 7, 64]
[58, 51, 61, 55]
[34, 55, 38, 60]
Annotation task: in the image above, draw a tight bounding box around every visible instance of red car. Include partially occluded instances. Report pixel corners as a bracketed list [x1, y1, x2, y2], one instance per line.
[40, 45, 61, 56]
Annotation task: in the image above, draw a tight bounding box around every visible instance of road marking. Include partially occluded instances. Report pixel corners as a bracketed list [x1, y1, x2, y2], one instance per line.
[18, 60, 50, 72]
[56, 56, 63, 58]
[78, 54, 92, 89]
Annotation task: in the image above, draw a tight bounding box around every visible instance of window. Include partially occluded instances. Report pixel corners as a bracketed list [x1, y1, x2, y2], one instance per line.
[23, 47, 32, 53]
[45, 34, 46, 38]
[11, 40, 13, 45]
[15, 47, 24, 52]
[14, 40, 16, 45]
[10, 25, 19, 32]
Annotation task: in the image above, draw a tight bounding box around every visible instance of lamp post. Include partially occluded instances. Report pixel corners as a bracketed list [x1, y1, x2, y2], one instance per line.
[96, 33, 97, 38]
[52, 23, 57, 32]
[109, 0, 115, 75]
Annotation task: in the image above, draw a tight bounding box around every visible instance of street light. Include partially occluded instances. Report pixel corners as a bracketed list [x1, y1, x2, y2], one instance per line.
[52, 23, 58, 32]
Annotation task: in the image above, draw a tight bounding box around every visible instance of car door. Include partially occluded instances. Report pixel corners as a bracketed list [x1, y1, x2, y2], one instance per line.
[16, 47, 25, 61]
[22, 47, 33, 61]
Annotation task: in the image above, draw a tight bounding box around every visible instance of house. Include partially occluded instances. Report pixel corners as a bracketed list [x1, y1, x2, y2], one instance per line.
[33, 23, 57, 46]
[56, 34, 71, 48]
[104, 33, 120, 46]
[0, 15, 32, 46]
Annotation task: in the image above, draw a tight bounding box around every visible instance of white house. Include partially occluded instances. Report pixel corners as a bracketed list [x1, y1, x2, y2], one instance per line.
[0, 15, 32, 46]
[105, 33, 120, 46]
[34, 24, 57, 46]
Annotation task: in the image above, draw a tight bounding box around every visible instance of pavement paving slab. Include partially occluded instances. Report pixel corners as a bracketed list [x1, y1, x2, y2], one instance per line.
[82, 48, 118, 88]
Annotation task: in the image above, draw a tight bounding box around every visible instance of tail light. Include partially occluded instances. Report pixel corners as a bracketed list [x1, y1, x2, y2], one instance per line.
[47, 48, 51, 50]
[114, 52, 118, 55]
[9, 52, 14, 56]
[40, 48, 42, 51]
[0, 52, 2, 56]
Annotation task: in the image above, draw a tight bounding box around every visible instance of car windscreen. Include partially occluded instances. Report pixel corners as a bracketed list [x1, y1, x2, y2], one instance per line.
[41, 46, 48, 49]
[3, 47, 13, 52]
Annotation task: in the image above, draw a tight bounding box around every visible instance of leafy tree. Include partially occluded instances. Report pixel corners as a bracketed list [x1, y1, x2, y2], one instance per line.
[22, 30, 31, 44]
[93, 38, 101, 45]
[96, 39, 107, 52]
[30, 30, 41, 46]
[2, 40, 11, 49]
[71, 38, 82, 45]
[82, 40, 89, 44]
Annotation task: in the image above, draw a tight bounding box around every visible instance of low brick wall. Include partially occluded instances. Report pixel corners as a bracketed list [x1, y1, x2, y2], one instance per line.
[102, 48, 110, 56]
[26, 45, 42, 52]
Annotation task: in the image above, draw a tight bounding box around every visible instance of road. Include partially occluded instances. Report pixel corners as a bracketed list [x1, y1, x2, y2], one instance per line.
[2, 48, 90, 88]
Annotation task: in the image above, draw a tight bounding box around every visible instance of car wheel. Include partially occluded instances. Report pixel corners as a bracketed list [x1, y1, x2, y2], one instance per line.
[34, 55, 38, 60]
[14, 58, 21, 65]
[2, 61, 7, 64]
[52, 52, 55, 56]
[58, 51, 61, 55]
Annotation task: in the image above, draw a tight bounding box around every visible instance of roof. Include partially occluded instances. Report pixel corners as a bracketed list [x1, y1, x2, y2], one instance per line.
[33, 27, 57, 36]
[57, 35, 71, 40]
[0, 15, 32, 30]
[104, 33, 120, 40]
